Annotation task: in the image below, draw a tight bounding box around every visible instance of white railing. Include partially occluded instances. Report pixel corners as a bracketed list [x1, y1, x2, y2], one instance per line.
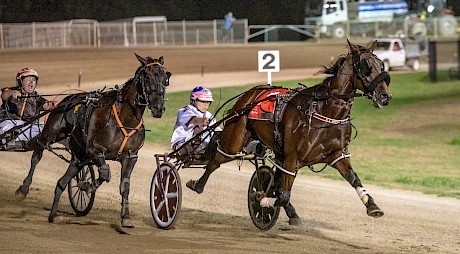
[0, 19, 249, 50]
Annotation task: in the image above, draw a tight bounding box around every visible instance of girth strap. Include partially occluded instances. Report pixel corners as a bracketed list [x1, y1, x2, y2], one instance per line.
[112, 104, 143, 155]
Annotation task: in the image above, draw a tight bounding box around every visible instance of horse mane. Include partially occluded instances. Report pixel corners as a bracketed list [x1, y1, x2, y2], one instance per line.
[113, 57, 162, 101]
[318, 55, 347, 76]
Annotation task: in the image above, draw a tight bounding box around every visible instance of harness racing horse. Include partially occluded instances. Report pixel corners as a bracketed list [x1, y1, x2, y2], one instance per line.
[15, 54, 171, 227]
[187, 40, 391, 225]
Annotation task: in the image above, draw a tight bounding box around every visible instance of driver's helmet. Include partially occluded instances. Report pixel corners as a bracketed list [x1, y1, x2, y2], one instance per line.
[16, 67, 39, 87]
[190, 86, 213, 105]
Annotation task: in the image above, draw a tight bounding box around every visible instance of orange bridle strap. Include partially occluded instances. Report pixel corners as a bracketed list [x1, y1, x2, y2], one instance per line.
[112, 104, 143, 154]
[144, 62, 168, 72]
[145, 62, 162, 67]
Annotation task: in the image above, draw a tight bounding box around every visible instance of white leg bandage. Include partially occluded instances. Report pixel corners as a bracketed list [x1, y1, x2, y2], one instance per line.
[356, 186, 369, 205]
[260, 197, 276, 208]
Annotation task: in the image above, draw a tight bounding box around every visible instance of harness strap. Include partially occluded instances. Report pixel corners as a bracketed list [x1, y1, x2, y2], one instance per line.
[216, 145, 245, 158]
[274, 91, 297, 153]
[312, 113, 349, 125]
[217, 144, 297, 177]
[329, 153, 351, 166]
[112, 104, 143, 155]
[19, 92, 28, 120]
[265, 156, 297, 177]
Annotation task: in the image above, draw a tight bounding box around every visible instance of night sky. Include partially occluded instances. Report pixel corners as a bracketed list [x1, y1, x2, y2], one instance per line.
[0, 0, 457, 24]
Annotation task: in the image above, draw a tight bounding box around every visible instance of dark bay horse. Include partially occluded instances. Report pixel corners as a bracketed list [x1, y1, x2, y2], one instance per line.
[15, 54, 171, 227]
[187, 40, 391, 224]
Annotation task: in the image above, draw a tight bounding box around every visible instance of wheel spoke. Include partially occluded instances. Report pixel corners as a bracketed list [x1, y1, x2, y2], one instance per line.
[155, 199, 165, 212]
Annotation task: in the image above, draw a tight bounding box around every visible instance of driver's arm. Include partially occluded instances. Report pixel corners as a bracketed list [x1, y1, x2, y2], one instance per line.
[0, 89, 21, 101]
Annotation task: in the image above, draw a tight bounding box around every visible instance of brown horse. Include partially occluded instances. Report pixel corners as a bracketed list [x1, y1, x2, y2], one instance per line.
[15, 54, 171, 227]
[187, 40, 391, 224]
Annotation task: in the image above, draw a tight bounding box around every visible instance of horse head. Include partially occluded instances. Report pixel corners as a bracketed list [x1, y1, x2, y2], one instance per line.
[347, 40, 392, 108]
[135, 53, 171, 117]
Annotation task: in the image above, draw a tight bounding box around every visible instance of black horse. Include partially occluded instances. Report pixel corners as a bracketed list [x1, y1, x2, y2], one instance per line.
[16, 54, 171, 227]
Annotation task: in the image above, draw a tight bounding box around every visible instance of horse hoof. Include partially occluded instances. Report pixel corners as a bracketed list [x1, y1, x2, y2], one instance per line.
[14, 187, 27, 201]
[368, 209, 384, 218]
[186, 180, 203, 194]
[367, 203, 384, 218]
[289, 217, 302, 226]
[121, 219, 134, 228]
[77, 181, 90, 191]
[52, 216, 69, 224]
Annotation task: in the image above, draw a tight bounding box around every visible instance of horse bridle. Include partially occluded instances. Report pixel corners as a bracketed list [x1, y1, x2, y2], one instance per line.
[136, 61, 169, 106]
[351, 49, 390, 98]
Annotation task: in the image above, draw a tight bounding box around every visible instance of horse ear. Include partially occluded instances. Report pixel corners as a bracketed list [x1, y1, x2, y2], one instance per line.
[369, 40, 378, 51]
[347, 39, 359, 53]
[134, 53, 147, 66]
[159, 56, 164, 65]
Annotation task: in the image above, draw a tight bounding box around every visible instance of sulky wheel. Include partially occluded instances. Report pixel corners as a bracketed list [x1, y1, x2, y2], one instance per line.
[68, 165, 96, 216]
[248, 165, 280, 230]
[150, 162, 182, 229]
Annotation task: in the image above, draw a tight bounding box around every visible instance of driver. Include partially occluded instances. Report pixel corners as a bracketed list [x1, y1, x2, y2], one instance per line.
[0, 68, 54, 145]
[171, 86, 221, 156]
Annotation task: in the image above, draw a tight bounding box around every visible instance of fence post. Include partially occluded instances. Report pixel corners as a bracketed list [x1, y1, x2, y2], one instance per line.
[123, 22, 128, 46]
[133, 20, 137, 46]
[458, 36, 460, 73]
[0, 24, 3, 50]
[96, 22, 101, 47]
[182, 20, 186, 46]
[153, 22, 158, 46]
[244, 19, 248, 44]
[32, 22, 36, 48]
[213, 19, 217, 45]
[428, 40, 437, 82]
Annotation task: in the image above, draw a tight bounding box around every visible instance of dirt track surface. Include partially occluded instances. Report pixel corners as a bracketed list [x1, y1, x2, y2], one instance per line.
[1, 44, 459, 254]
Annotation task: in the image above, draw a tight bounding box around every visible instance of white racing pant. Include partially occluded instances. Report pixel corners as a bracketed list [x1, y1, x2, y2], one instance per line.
[0, 120, 44, 142]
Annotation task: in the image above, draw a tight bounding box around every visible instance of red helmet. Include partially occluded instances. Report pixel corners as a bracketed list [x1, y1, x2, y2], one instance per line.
[16, 68, 39, 86]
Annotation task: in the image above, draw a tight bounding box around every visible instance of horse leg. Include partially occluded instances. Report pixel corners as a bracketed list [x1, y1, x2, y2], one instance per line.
[272, 156, 302, 225]
[16, 112, 66, 200]
[272, 167, 301, 225]
[185, 156, 223, 194]
[333, 159, 384, 218]
[84, 156, 111, 193]
[259, 155, 301, 225]
[15, 146, 44, 200]
[48, 163, 80, 223]
[119, 155, 137, 228]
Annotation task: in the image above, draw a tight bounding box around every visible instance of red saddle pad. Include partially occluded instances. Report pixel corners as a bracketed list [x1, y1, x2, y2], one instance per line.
[248, 88, 289, 120]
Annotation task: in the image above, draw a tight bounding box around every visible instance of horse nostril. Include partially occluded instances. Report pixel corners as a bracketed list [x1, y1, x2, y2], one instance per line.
[380, 93, 389, 100]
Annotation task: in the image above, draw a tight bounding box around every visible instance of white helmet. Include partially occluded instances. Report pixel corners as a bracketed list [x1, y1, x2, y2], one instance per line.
[190, 86, 213, 104]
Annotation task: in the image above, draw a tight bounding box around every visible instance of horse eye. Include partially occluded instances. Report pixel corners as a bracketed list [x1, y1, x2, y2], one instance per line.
[360, 60, 371, 76]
